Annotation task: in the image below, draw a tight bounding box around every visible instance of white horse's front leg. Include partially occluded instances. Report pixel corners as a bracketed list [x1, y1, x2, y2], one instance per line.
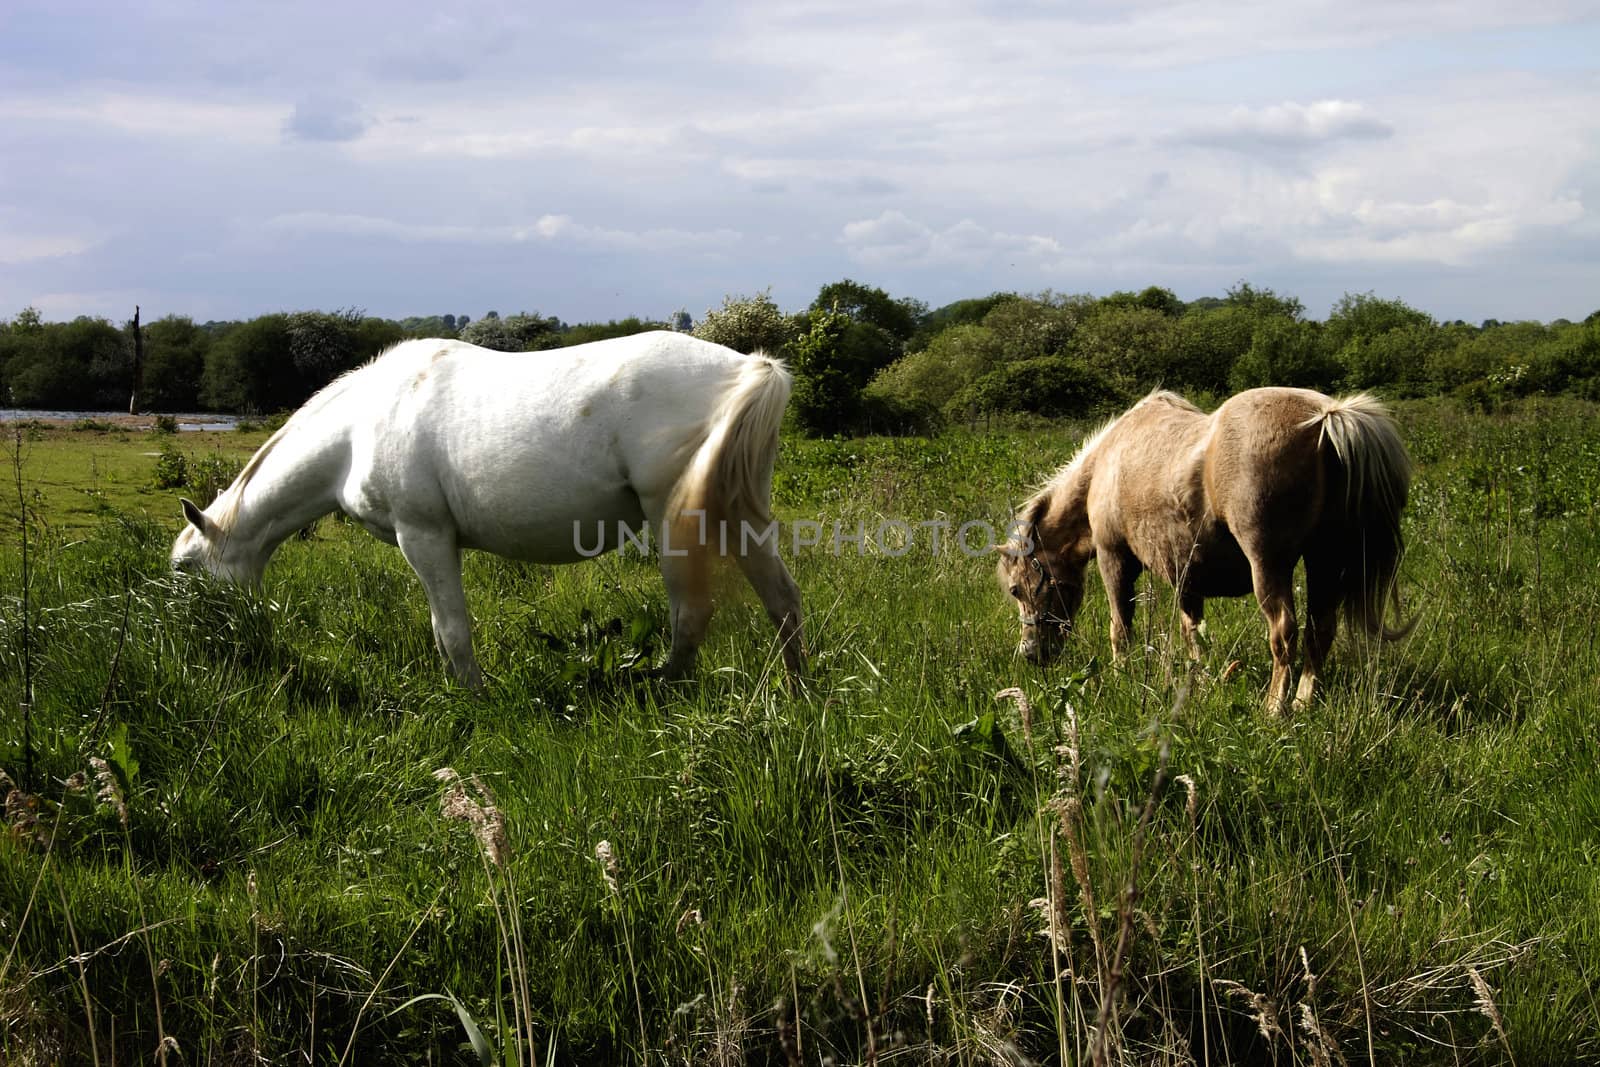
[395, 525, 483, 689]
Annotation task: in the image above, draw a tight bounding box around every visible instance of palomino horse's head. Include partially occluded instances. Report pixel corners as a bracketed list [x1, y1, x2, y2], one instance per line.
[171, 497, 266, 584]
[996, 538, 1086, 665]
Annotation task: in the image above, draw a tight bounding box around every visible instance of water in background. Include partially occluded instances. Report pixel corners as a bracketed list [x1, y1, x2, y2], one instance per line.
[0, 409, 240, 432]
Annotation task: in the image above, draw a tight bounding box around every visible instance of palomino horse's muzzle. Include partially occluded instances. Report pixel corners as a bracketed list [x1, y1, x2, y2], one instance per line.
[1016, 558, 1073, 664]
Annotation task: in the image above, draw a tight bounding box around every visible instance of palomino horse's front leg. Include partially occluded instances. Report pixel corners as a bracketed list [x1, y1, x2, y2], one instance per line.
[396, 526, 484, 690]
[1097, 548, 1142, 661]
[1178, 589, 1206, 663]
[1249, 560, 1298, 716]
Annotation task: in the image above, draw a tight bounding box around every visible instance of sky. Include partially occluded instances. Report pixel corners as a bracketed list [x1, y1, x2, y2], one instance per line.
[2, 0, 1597, 327]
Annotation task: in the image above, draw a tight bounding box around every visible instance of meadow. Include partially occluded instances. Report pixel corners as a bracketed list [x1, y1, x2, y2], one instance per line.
[3, 397, 1600, 1065]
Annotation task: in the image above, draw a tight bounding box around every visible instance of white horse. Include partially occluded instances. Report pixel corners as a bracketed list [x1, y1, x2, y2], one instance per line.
[171, 331, 805, 688]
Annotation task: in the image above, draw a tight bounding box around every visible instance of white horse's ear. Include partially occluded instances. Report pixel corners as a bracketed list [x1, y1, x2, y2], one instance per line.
[181, 498, 211, 534]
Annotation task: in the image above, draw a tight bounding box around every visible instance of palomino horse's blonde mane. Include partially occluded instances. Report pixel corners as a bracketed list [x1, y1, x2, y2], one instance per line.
[1028, 389, 1200, 506]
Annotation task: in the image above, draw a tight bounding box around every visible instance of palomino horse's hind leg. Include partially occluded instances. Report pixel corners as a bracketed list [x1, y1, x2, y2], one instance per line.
[1097, 548, 1142, 661]
[1248, 559, 1298, 716]
[1294, 550, 1342, 709]
[734, 543, 806, 683]
[395, 525, 484, 689]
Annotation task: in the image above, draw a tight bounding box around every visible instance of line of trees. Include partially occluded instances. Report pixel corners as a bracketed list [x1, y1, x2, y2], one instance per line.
[3, 283, 1597, 434]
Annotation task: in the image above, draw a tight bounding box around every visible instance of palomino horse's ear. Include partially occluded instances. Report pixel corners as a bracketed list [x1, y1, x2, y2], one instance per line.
[181, 498, 211, 534]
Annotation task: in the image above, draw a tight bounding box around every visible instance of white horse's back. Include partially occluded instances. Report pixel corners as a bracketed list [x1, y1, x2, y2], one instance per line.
[172, 330, 805, 687]
[337, 332, 774, 561]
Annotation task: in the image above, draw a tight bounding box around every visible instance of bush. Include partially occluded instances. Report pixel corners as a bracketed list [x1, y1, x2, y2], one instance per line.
[152, 443, 188, 489]
[188, 453, 245, 506]
[1230, 319, 1341, 392]
[788, 309, 900, 436]
[947, 355, 1122, 421]
[460, 311, 562, 352]
[864, 323, 1007, 427]
[692, 290, 797, 355]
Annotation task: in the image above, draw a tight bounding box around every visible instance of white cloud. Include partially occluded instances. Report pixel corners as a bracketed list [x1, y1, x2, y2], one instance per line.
[1184, 100, 1394, 150]
[841, 211, 1063, 268]
[0, 232, 95, 265]
[261, 211, 742, 255]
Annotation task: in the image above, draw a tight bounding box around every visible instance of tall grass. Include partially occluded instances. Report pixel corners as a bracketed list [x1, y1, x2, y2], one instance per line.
[2, 399, 1599, 1062]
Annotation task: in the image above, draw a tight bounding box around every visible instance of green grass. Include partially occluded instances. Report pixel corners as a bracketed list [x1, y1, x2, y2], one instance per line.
[3, 398, 1600, 1064]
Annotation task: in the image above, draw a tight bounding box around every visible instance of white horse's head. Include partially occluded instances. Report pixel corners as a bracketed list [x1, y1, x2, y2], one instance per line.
[171, 497, 268, 584]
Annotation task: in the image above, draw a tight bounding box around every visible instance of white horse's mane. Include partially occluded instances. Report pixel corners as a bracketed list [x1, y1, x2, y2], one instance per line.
[214, 346, 400, 531]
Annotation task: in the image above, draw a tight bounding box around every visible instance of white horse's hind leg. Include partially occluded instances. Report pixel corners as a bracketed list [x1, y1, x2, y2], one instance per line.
[658, 550, 714, 680]
[395, 525, 483, 689]
[734, 546, 806, 681]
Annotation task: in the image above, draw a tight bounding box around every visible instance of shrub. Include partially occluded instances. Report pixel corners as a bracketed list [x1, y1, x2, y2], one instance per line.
[1230, 319, 1341, 392]
[947, 355, 1122, 422]
[692, 290, 797, 355]
[864, 323, 1007, 427]
[152, 443, 188, 489]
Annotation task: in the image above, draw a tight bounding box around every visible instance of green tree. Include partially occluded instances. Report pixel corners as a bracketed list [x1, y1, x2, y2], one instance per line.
[864, 323, 1007, 425]
[810, 279, 924, 346]
[558, 317, 666, 347]
[201, 313, 294, 412]
[142, 315, 211, 411]
[1169, 305, 1254, 393]
[1325, 292, 1434, 389]
[788, 308, 901, 435]
[948, 355, 1121, 421]
[1230, 318, 1340, 392]
[1225, 281, 1305, 321]
[288, 309, 362, 385]
[908, 292, 1017, 350]
[1071, 305, 1178, 389]
[2, 316, 126, 408]
[1100, 286, 1185, 317]
[980, 294, 1088, 362]
[355, 317, 406, 362]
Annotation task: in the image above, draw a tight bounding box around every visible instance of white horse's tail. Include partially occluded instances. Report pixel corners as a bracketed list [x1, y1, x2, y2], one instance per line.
[666, 353, 792, 554]
[1311, 393, 1415, 640]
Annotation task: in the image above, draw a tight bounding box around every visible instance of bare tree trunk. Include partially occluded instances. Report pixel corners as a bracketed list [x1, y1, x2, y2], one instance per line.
[128, 304, 144, 415]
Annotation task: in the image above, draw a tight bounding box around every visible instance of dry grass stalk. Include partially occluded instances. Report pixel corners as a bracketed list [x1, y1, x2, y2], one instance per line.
[994, 686, 1034, 748]
[1297, 1002, 1346, 1067]
[1467, 966, 1515, 1064]
[434, 767, 508, 868]
[1214, 980, 1281, 1046]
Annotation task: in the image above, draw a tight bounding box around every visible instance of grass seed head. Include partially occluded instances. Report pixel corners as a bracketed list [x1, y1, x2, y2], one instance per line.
[595, 839, 620, 894]
[1467, 966, 1507, 1042]
[435, 767, 508, 868]
[88, 756, 127, 828]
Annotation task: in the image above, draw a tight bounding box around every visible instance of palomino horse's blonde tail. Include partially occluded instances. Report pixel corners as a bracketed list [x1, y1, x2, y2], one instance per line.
[665, 353, 793, 563]
[1310, 394, 1415, 640]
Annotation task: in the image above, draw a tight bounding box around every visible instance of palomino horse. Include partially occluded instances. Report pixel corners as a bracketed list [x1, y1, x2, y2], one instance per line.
[172, 332, 805, 687]
[998, 388, 1411, 713]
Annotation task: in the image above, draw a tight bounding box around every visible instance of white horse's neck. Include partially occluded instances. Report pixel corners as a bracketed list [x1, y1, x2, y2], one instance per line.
[217, 415, 349, 564]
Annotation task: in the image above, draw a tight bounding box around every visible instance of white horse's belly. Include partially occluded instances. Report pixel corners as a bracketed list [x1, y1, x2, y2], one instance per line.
[455, 484, 648, 563]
